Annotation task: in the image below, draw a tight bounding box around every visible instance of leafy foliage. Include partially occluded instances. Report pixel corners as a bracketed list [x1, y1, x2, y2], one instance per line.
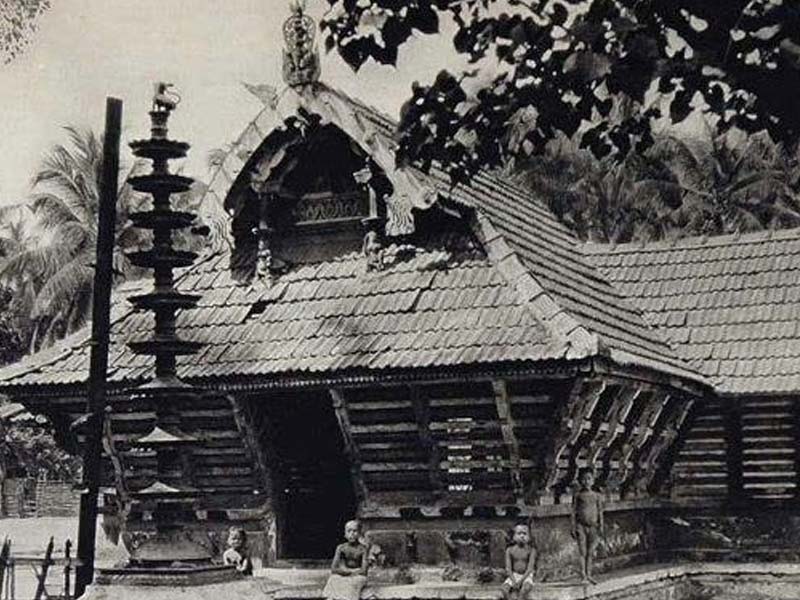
[0, 127, 211, 353]
[321, 0, 800, 183]
[0, 408, 80, 482]
[514, 128, 800, 242]
[0, 287, 24, 365]
[0, 0, 52, 63]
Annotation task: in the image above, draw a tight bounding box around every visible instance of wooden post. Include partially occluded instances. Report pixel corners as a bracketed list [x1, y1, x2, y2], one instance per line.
[492, 380, 524, 502]
[64, 539, 72, 600]
[330, 389, 369, 506]
[75, 97, 122, 598]
[409, 386, 443, 496]
[33, 537, 54, 600]
[725, 397, 745, 505]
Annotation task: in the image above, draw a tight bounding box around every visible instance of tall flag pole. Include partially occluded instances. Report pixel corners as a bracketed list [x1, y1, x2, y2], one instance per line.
[75, 97, 123, 598]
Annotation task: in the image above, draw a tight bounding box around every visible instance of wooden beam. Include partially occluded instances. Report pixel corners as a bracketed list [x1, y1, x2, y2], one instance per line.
[228, 393, 286, 563]
[725, 397, 745, 504]
[530, 378, 605, 502]
[629, 397, 694, 496]
[409, 386, 444, 496]
[492, 380, 524, 502]
[614, 390, 668, 499]
[100, 407, 129, 507]
[649, 397, 692, 494]
[330, 389, 369, 506]
[586, 384, 640, 469]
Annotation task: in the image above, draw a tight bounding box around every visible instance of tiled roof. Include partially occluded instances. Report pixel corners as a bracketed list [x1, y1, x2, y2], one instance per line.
[323, 88, 701, 383]
[0, 244, 564, 388]
[586, 228, 800, 395]
[0, 84, 705, 391]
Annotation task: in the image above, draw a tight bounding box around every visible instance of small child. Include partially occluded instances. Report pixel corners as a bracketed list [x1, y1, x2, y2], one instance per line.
[222, 526, 253, 575]
[501, 523, 538, 600]
[322, 519, 370, 600]
[571, 468, 605, 584]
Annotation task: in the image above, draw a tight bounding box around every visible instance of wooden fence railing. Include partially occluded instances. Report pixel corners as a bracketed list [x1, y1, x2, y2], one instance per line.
[0, 538, 77, 600]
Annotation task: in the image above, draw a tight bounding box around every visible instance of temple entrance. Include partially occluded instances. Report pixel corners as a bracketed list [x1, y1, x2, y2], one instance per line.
[266, 390, 357, 560]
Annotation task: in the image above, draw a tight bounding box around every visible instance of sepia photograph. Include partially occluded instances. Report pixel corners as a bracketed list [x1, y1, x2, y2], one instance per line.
[1, 1, 800, 599]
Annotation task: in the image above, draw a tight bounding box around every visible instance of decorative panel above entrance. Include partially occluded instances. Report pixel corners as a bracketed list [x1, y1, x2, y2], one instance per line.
[292, 191, 369, 226]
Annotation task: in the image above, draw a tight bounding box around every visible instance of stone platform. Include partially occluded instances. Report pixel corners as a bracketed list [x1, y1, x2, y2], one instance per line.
[78, 563, 800, 600]
[258, 563, 800, 600]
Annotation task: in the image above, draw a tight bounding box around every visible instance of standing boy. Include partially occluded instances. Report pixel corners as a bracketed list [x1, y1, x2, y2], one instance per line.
[571, 468, 604, 584]
[501, 523, 538, 600]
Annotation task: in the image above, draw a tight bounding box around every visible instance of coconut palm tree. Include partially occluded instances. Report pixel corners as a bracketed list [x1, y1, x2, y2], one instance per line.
[0, 127, 151, 350]
[513, 134, 680, 243]
[513, 127, 800, 242]
[645, 130, 800, 236]
[0, 127, 212, 352]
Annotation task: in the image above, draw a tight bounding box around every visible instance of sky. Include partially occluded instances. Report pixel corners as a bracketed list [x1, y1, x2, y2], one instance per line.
[0, 0, 466, 208]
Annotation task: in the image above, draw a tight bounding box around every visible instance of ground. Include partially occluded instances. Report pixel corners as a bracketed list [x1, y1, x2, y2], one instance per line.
[0, 516, 128, 598]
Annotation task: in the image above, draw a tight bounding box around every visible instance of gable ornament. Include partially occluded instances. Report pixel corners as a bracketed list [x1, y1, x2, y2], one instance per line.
[282, 1, 321, 88]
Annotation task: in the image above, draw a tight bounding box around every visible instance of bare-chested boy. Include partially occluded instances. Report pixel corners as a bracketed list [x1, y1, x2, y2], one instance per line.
[501, 523, 538, 600]
[571, 468, 604, 584]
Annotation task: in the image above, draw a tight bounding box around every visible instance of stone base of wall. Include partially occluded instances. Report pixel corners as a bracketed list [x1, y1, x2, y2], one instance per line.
[654, 509, 800, 563]
[366, 510, 657, 581]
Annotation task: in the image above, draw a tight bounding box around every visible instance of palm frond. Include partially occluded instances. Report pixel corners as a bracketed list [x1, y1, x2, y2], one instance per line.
[30, 251, 94, 321]
[30, 193, 81, 230]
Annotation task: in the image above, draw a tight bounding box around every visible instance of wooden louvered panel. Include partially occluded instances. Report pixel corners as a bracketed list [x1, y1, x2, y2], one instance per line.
[740, 397, 798, 501]
[672, 400, 728, 500]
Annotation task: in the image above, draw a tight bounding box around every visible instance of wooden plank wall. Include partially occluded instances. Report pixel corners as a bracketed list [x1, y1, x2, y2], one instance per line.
[336, 378, 569, 511]
[25, 392, 266, 513]
[671, 395, 799, 505]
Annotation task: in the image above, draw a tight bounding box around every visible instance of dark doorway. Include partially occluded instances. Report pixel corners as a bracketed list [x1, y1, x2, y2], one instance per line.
[267, 390, 357, 560]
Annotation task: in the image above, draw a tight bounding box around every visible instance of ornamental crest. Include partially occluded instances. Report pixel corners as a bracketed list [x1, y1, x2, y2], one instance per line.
[282, 1, 321, 87]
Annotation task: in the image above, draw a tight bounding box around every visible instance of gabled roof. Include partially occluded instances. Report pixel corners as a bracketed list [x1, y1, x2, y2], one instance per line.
[586, 228, 800, 395]
[0, 84, 705, 392]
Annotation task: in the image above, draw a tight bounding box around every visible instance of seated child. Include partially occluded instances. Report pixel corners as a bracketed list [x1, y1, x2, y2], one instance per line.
[323, 519, 370, 600]
[501, 523, 538, 600]
[571, 468, 605, 584]
[222, 526, 253, 575]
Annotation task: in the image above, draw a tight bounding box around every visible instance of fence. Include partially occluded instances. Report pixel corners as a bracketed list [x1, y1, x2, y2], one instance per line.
[0, 538, 76, 600]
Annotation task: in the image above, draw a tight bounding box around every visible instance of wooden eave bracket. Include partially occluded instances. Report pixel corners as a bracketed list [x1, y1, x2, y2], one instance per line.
[472, 212, 599, 361]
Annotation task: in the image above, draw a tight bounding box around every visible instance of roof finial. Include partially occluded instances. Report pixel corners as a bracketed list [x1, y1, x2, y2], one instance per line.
[282, 0, 321, 88]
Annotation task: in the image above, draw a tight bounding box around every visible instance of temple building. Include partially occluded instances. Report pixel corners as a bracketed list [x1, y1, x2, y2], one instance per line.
[1, 7, 799, 577]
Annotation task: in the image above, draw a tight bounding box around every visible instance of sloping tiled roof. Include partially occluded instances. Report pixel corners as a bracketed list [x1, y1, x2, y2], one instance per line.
[586, 228, 800, 395]
[0, 243, 565, 389]
[0, 84, 705, 391]
[322, 88, 702, 383]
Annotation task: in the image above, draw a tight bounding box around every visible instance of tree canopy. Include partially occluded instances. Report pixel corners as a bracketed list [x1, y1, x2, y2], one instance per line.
[321, 0, 800, 184]
[0, 127, 211, 353]
[0, 0, 52, 63]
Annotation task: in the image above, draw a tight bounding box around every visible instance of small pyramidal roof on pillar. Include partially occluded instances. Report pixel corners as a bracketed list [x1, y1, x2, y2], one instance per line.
[282, 0, 321, 87]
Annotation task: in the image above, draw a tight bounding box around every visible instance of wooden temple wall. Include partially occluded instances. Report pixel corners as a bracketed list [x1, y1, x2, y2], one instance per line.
[671, 395, 799, 504]
[21, 380, 800, 568]
[21, 391, 272, 558]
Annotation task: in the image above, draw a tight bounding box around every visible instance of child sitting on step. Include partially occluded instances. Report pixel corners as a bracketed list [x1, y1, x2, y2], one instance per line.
[323, 519, 370, 600]
[501, 523, 538, 600]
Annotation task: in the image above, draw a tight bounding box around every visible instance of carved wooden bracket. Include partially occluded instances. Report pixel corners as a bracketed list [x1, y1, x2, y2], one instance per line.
[530, 378, 605, 502]
[585, 384, 640, 470]
[632, 397, 694, 496]
[613, 390, 668, 499]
